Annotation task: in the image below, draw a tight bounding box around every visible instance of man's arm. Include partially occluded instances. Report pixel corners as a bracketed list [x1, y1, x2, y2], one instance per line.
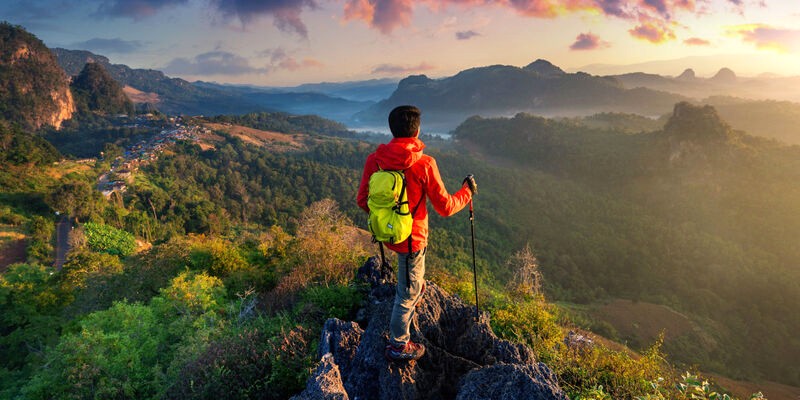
[425, 157, 472, 217]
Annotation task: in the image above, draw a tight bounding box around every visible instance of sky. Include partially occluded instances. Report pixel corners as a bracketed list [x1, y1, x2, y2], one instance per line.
[3, 0, 800, 86]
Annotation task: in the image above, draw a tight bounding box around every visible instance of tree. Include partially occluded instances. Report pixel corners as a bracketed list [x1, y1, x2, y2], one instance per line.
[46, 180, 103, 222]
[507, 244, 543, 298]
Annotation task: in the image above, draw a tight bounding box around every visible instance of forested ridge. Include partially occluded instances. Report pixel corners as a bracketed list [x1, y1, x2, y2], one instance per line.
[453, 102, 800, 384]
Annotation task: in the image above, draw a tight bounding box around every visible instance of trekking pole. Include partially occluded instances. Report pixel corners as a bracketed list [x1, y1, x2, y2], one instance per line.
[469, 199, 479, 321]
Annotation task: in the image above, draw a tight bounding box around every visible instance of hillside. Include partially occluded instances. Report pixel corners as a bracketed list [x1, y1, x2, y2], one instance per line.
[355, 59, 686, 132]
[54, 49, 374, 121]
[705, 97, 800, 145]
[0, 23, 74, 130]
[0, 103, 793, 398]
[53, 48, 262, 116]
[71, 62, 134, 116]
[452, 103, 800, 385]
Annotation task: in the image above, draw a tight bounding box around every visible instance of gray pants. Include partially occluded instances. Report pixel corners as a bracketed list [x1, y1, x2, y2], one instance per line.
[389, 249, 426, 346]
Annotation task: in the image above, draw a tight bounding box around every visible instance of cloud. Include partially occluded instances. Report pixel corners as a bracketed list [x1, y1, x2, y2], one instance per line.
[629, 20, 676, 43]
[344, 0, 414, 34]
[456, 30, 480, 40]
[70, 38, 146, 54]
[728, 24, 800, 52]
[683, 37, 710, 46]
[162, 50, 268, 76]
[339, 0, 728, 46]
[210, 0, 317, 38]
[96, 0, 189, 19]
[260, 47, 324, 71]
[371, 62, 435, 75]
[569, 32, 609, 50]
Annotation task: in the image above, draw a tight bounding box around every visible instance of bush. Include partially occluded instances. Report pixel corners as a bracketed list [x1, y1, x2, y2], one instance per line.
[22, 301, 167, 400]
[83, 222, 136, 256]
[491, 297, 563, 363]
[300, 284, 363, 320]
[166, 324, 314, 400]
[554, 338, 669, 399]
[26, 215, 53, 263]
[189, 236, 248, 276]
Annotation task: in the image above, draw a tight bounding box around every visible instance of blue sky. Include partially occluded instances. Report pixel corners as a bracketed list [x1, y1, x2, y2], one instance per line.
[3, 0, 799, 85]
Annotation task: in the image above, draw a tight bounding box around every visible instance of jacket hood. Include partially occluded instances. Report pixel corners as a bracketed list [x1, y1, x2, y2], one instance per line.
[374, 137, 425, 170]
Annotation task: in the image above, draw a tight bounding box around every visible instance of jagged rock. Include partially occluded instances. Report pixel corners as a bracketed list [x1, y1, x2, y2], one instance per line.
[291, 354, 349, 400]
[356, 256, 396, 300]
[298, 258, 570, 400]
[318, 318, 363, 379]
[456, 363, 568, 400]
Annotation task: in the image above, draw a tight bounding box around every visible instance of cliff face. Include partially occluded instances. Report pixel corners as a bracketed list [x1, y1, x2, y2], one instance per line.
[0, 23, 75, 130]
[291, 258, 569, 400]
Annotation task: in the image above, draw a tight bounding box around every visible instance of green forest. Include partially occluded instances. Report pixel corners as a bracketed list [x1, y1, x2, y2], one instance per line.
[1, 102, 797, 399]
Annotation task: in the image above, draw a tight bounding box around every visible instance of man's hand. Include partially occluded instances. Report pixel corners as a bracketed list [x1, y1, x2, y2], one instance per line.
[462, 174, 477, 195]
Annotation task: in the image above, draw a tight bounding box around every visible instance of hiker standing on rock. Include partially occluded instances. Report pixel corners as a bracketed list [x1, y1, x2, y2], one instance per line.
[357, 105, 477, 361]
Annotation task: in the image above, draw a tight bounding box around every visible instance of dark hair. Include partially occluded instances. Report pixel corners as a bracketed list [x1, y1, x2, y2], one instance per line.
[388, 105, 421, 138]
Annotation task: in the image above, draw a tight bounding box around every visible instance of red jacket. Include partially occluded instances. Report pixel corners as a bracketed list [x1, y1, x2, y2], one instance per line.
[357, 137, 472, 253]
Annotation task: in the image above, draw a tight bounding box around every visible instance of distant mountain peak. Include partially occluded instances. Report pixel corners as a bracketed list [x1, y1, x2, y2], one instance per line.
[523, 59, 565, 77]
[677, 68, 696, 80]
[710, 67, 737, 83]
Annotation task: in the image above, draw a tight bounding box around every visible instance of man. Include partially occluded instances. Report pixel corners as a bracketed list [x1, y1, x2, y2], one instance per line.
[357, 105, 477, 362]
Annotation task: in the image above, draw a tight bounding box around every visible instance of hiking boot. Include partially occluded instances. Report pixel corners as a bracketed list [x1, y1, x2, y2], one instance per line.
[385, 340, 426, 362]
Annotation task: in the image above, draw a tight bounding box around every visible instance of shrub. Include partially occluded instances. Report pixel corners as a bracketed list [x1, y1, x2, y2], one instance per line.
[22, 301, 167, 400]
[60, 250, 123, 291]
[300, 284, 363, 320]
[491, 297, 563, 363]
[166, 325, 314, 400]
[267, 200, 368, 311]
[554, 337, 669, 399]
[26, 215, 53, 263]
[189, 236, 248, 276]
[155, 270, 225, 318]
[83, 222, 136, 256]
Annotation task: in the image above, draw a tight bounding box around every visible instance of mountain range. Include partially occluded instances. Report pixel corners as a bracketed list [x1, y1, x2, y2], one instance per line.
[46, 44, 800, 144]
[4, 23, 800, 146]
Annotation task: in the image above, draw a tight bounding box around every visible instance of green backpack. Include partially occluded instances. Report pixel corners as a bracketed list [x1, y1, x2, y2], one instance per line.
[367, 169, 413, 244]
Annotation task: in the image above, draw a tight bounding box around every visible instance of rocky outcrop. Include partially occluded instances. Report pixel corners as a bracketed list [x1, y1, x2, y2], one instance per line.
[292, 257, 569, 400]
[0, 22, 75, 130]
